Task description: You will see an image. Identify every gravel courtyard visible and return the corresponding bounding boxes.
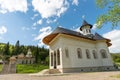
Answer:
[0,71,120,80]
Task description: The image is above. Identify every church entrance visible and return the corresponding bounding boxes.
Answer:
[51,49,60,69]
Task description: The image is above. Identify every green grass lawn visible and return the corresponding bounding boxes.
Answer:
[0,64,3,72]
[16,64,48,73]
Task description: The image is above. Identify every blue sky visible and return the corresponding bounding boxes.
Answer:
[0,0,120,53]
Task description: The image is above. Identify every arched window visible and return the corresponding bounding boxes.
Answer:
[86,49,90,59]
[77,48,82,58]
[100,49,108,58]
[51,53,53,66]
[65,48,69,58]
[57,49,60,65]
[93,50,98,59]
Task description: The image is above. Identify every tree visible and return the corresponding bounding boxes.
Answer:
[39,48,49,64]
[19,45,25,54]
[3,42,10,61]
[3,42,10,56]
[35,45,39,63]
[111,53,120,63]
[96,0,120,28]
[14,40,20,55]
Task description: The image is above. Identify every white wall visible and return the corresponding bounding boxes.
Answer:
[49,35,63,70]
[58,34,113,68]
[96,41,114,66]
[49,34,114,70]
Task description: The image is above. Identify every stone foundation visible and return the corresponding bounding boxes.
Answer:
[62,66,119,73]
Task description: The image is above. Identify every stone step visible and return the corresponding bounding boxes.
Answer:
[49,69,61,74]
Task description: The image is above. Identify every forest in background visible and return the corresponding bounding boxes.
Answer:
[0,41,49,65]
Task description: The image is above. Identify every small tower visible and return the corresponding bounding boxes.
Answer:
[80,20,92,35]
[26,49,32,58]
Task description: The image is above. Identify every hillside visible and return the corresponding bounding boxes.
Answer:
[111,53,120,63]
[0,42,49,64]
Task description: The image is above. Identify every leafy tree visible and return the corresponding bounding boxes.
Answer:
[45,56,49,65]
[2,42,10,61]
[3,42,10,56]
[96,0,120,28]
[0,45,4,55]
[111,53,120,63]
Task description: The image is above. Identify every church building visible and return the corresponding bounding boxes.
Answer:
[43,20,116,73]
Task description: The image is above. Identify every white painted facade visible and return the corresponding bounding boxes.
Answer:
[49,34,114,73]
[43,20,116,73]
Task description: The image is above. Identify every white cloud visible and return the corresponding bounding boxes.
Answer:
[93,21,102,30]
[72,0,79,6]
[0,26,7,35]
[46,18,57,24]
[82,15,85,19]
[32,19,42,27]
[32,34,36,37]
[92,22,102,30]
[32,0,69,18]
[37,19,42,25]
[22,27,30,31]
[34,26,52,47]
[32,22,37,27]
[31,14,39,20]
[0,26,7,40]
[31,26,37,30]
[103,30,120,53]
[92,23,97,30]
[0,0,28,14]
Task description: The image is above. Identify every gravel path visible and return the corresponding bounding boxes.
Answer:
[0,71,120,80]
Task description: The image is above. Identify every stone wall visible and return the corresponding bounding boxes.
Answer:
[62,66,118,73]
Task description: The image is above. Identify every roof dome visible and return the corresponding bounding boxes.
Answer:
[80,20,92,31]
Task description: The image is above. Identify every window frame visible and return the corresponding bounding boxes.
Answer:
[65,48,69,58]
[86,49,91,59]
[77,48,82,59]
[100,49,108,58]
[92,50,98,59]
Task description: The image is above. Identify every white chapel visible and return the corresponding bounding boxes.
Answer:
[43,20,117,73]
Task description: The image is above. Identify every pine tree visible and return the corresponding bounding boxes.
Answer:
[14,40,20,55]
[35,45,39,63]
